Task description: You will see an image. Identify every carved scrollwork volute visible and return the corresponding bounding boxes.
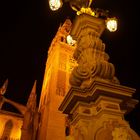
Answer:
[112,127,132,140]
[74,125,88,140]
[69,31,119,87]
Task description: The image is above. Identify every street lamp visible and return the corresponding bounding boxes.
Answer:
[106,17,118,32]
[49,0,63,11]
[48,0,118,32]
[49,0,93,11]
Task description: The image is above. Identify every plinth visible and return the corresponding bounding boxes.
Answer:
[59,79,140,140]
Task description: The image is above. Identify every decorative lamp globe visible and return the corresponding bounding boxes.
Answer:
[106,18,118,32]
[49,0,63,11]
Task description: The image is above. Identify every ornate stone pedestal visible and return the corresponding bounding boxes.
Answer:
[59,79,140,140]
[59,14,140,140]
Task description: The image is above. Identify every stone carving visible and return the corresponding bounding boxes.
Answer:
[68,0,92,12]
[56,19,72,44]
[74,124,88,140]
[112,127,132,140]
[69,33,119,87]
[69,56,77,72]
[56,70,66,96]
[94,120,140,140]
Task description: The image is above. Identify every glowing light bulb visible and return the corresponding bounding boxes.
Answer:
[49,0,63,11]
[106,18,117,32]
[67,35,76,46]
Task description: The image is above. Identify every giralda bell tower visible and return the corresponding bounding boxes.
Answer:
[37,19,77,140]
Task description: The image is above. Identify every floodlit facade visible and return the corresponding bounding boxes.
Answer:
[0,16,140,140]
[38,19,77,140]
[0,110,23,140]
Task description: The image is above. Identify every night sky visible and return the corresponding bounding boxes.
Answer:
[0,0,140,136]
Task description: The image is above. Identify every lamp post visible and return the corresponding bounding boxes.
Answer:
[48,0,118,32]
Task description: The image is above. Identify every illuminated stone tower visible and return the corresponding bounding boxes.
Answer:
[38,19,77,140]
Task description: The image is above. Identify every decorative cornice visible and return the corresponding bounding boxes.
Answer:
[69,14,119,87]
[59,79,138,114]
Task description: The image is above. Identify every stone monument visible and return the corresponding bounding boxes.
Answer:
[59,13,140,140]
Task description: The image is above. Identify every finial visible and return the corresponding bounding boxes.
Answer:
[0,79,8,95]
[26,80,37,110]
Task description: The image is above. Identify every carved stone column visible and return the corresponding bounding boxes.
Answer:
[59,14,140,140]
[69,14,119,88]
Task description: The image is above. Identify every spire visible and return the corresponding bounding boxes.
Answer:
[55,18,72,43]
[48,18,73,54]
[26,80,37,111]
[0,79,8,95]
[59,18,72,35]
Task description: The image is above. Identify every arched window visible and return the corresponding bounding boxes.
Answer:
[1,120,13,140]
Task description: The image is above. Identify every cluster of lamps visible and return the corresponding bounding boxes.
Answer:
[48,0,118,41]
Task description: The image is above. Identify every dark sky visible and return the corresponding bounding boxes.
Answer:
[0,0,140,136]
